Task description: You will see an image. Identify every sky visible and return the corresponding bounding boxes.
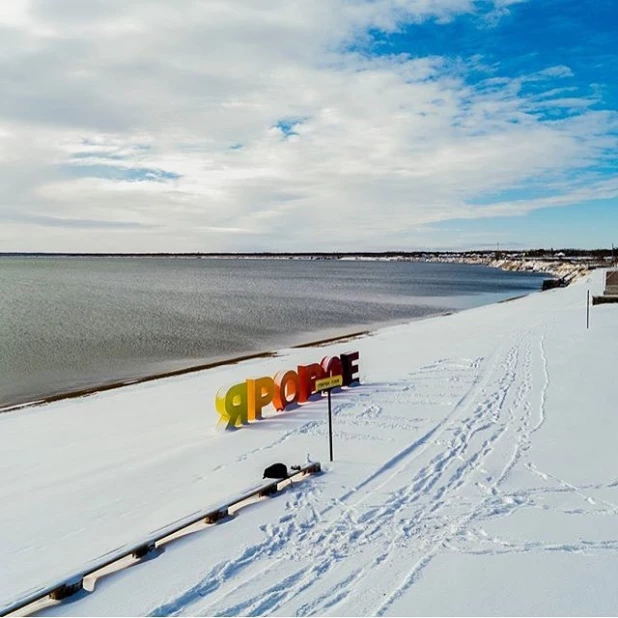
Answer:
[0,0,617,253]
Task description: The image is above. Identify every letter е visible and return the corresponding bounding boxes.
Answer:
[340,352,360,386]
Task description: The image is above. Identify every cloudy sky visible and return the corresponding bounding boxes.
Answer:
[1,0,617,252]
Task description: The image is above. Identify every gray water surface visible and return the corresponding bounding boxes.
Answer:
[0,257,545,408]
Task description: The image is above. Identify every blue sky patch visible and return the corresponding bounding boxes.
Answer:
[274,117,307,137]
[65,164,181,183]
[359,0,617,111]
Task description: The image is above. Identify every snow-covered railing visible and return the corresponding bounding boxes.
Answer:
[2,462,321,617]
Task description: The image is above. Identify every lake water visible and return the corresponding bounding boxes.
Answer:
[0,257,546,409]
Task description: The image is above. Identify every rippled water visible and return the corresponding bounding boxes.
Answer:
[0,257,545,408]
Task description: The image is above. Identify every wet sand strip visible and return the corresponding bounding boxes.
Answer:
[0,330,370,414]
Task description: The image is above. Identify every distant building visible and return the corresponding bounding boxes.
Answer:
[606,270,618,296]
[593,270,618,304]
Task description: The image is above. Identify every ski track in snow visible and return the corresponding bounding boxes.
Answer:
[144,323,618,617]
[531,333,549,434]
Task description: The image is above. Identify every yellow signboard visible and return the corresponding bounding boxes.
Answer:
[315,375,343,391]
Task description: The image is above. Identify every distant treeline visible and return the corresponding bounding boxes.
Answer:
[0,248,615,259]
[518,248,615,258]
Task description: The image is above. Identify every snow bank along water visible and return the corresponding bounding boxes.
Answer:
[215,352,360,429]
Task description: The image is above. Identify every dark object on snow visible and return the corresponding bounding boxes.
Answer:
[541,278,566,291]
[50,578,83,600]
[263,463,288,479]
[592,294,618,305]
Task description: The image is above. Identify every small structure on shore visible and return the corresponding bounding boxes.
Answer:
[541,277,567,291]
[592,270,618,305]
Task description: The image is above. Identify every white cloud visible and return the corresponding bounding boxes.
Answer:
[0,0,616,251]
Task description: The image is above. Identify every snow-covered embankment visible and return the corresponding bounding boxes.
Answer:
[1,269,617,616]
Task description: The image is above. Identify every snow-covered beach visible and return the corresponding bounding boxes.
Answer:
[2,268,617,616]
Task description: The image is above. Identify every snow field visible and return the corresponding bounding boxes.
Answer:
[2,269,618,616]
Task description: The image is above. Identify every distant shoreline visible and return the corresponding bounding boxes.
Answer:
[2,249,606,282]
[0,249,614,261]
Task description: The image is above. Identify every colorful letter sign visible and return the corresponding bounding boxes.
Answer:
[215,352,360,430]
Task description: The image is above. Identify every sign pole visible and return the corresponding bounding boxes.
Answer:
[315,374,343,463]
[587,289,590,330]
[327,389,334,462]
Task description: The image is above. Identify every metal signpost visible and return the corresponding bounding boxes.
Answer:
[315,375,343,462]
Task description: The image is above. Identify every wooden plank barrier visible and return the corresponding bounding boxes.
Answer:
[2,462,321,617]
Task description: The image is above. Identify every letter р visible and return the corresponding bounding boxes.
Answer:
[247,377,275,421]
